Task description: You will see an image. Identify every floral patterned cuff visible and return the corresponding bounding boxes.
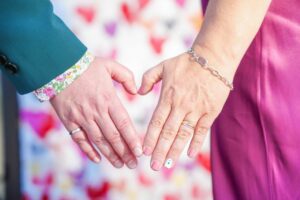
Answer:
[33,51,94,102]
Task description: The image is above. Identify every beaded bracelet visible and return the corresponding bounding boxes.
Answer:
[187,48,234,90]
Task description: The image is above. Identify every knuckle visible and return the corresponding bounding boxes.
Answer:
[117,117,131,131]
[192,131,206,145]
[198,127,209,135]
[160,128,177,140]
[108,130,122,144]
[192,137,202,146]
[64,109,80,122]
[150,117,164,129]
[177,129,192,140]
[72,136,86,145]
[92,135,107,145]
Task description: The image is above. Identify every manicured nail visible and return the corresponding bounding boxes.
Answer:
[114,160,124,168]
[164,158,173,169]
[133,146,143,157]
[127,160,137,169]
[151,160,162,171]
[143,146,152,156]
[138,86,145,94]
[93,157,101,163]
[188,149,197,158]
[132,86,138,94]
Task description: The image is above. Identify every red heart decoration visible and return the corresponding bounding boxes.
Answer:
[196,153,211,172]
[87,181,110,199]
[121,3,135,23]
[76,6,95,24]
[150,36,166,54]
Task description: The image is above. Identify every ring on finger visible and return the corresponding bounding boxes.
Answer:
[181,121,195,130]
[69,127,82,136]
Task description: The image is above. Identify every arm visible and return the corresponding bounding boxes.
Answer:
[0,0,142,168]
[139,0,271,171]
[0,0,86,93]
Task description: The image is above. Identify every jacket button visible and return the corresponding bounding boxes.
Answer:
[0,55,8,65]
[5,62,18,74]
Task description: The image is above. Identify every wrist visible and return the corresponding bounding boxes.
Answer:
[192,41,239,82]
[33,51,94,102]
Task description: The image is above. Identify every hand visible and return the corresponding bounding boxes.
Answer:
[50,57,143,169]
[139,52,231,171]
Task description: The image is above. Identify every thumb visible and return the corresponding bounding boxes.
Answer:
[108,61,137,94]
[138,62,163,95]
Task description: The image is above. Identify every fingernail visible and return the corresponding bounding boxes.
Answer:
[114,160,124,168]
[133,146,143,157]
[151,160,162,171]
[138,87,145,94]
[94,157,101,163]
[143,146,152,156]
[188,149,197,158]
[127,160,137,169]
[164,158,173,169]
[132,86,138,94]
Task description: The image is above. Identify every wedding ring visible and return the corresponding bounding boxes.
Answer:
[69,127,82,136]
[181,121,194,130]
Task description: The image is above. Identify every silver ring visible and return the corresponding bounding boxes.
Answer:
[69,127,82,136]
[181,121,194,130]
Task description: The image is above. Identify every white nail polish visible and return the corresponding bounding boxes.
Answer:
[164,158,173,169]
[133,146,143,157]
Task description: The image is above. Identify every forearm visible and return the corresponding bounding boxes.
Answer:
[0,0,86,94]
[193,0,271,80]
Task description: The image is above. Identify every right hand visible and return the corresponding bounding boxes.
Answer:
[50,57,142,169]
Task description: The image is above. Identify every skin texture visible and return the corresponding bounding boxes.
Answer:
[50,58,143,169]
[140,0,271,171]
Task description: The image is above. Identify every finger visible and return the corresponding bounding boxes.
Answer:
[138,62,163,95]
[81,121,124,168]
[96,114,138,169]
[150,109,186,171]
[142,99,171,156]
[187,114,213,158]
[68,126,101,163]
[164,115,197,169]
[108,61,137,94]
[109,99,143,157]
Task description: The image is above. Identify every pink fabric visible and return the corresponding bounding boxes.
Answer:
[207,1,300,199]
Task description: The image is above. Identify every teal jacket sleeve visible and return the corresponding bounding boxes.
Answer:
[0,0,87,94]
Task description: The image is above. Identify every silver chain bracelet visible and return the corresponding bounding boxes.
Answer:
[187,48,234,91]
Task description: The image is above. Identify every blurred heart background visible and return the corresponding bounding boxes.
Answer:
[14,0,212,199]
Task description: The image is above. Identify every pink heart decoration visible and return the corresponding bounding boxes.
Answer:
[139,0,150,10]
[175,0,186,8]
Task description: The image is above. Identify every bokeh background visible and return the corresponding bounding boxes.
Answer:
[2,0,213,199]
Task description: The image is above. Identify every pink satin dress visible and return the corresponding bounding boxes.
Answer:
[201,0,300,199]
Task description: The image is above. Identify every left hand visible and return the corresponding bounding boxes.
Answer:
[139,52,231,171]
